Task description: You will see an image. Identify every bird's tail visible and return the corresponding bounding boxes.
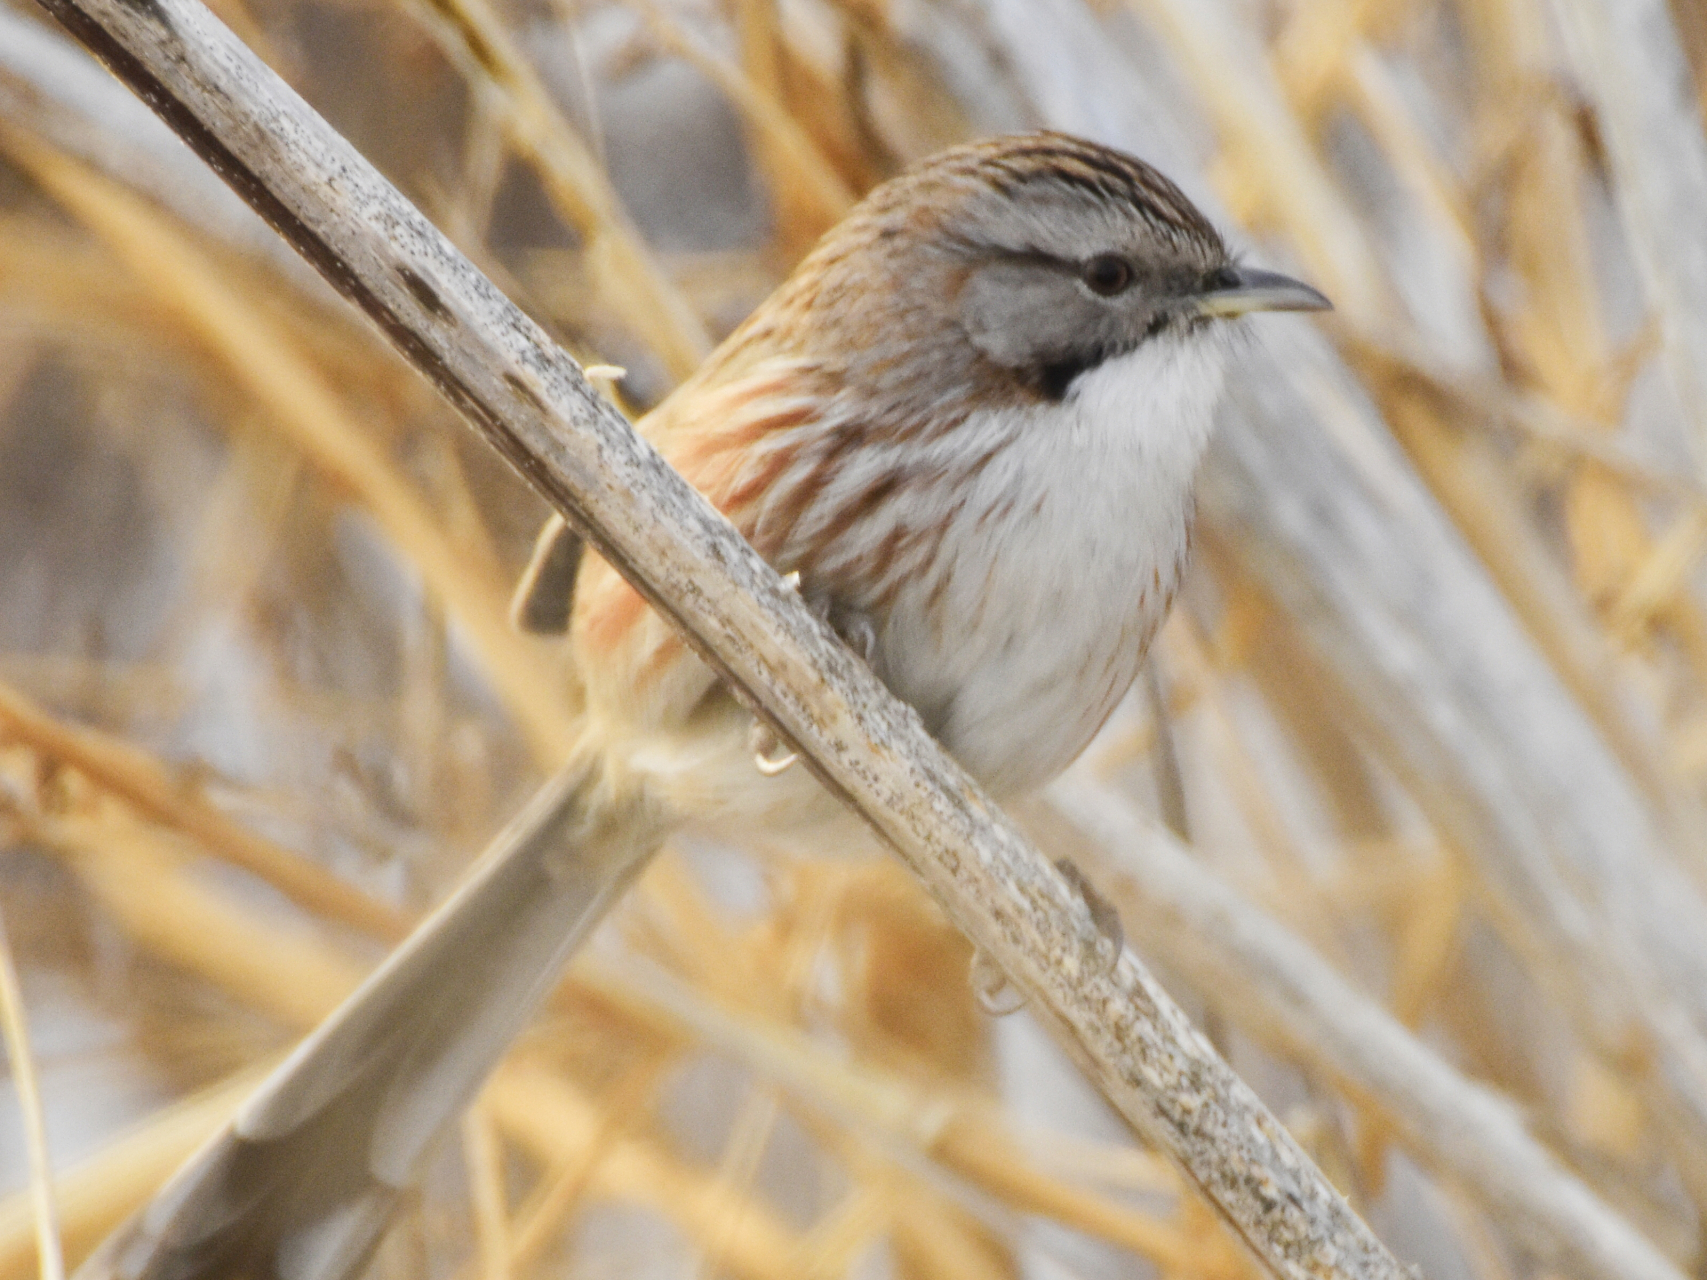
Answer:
[78,740,675,1280]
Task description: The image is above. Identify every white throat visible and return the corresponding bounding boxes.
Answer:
[877,328,1230,794]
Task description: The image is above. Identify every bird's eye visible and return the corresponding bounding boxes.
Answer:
[1081,255,1134,297]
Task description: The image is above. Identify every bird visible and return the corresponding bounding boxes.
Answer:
[83,131,1328,1280]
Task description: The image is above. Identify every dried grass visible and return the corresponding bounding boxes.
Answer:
[3,0,1706,1276]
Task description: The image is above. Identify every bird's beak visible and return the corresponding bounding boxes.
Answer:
[1194,266,1332,318]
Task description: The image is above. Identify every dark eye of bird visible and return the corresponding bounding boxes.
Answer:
[1081,254,1134,297]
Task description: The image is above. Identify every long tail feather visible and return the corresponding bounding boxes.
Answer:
[80,748,673,1280]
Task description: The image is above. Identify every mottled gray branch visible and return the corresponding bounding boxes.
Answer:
[1049,776,1688,1280]
[24,0,1403,1275]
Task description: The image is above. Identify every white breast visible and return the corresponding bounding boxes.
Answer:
[872,329,1229,794]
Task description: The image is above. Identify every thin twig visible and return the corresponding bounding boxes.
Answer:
[461,1103,513,1280]
[0,139,582,766]
[0,905,65,1280]
[0,679,408,942]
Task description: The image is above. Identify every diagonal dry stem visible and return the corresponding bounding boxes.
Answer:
[23,1,1407,1275]
[0,678,408,940]
[2,134,580,765]
[0,906,64,1280]
[399,0,711,381]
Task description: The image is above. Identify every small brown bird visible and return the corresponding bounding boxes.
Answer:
[90,131,1327,1280]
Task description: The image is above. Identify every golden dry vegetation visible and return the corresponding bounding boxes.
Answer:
[4,0,1707,1277]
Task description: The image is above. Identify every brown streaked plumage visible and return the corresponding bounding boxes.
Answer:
[90,132,1328,1280]
[560,132,1259,789]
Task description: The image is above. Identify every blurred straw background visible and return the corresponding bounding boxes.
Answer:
[4,0,1707,1276]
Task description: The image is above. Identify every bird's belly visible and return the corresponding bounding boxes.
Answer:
[853,336,1217,795]
[877,499,1188,797]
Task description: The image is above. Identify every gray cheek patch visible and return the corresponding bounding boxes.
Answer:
[958,262,1100,367]
[957,260,1147,376]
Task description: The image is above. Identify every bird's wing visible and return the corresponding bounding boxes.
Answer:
[84,356,830,1280]
[568,356,833,734]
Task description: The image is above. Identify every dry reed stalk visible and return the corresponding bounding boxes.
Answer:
[698,1088,787,1279]
[884,1183,1013,1280]
[1377,388,1672,795]
[460,1102,512,1280]
[631,0,855,240]
[1462,0,1707,687]
[0,228,195,362]
[457,1056,673,1279]
[1340,340,1687,812]
[392,0,711,381]
[1144,0,1681,830]
[0,907,63,1280]
[1186,591,1374,853]
[158,425,306,655]
[26,1,1406,1274]
[0,679,408,940]
[1202,0,1707,764]
[1608,509,1707,646]
[1507,75,1707,711]
[729,0,841,254]
[21,817,813,1279]
[482,1059,811,1280]
[0,138,578,766]
[615,857,1209,1269]
[783,1184,893,1280]
[1152,618,1328,922]
[0,707,1208,1273]
[8,0,1707,1277]
[45,811,375,1030]
[579,955,1199,1266]
[7,753,1236,1276]
[1404,354,1699,502]
[0,9,329,294]
[1124,0,1389,327]
[1550,0,1707,488]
